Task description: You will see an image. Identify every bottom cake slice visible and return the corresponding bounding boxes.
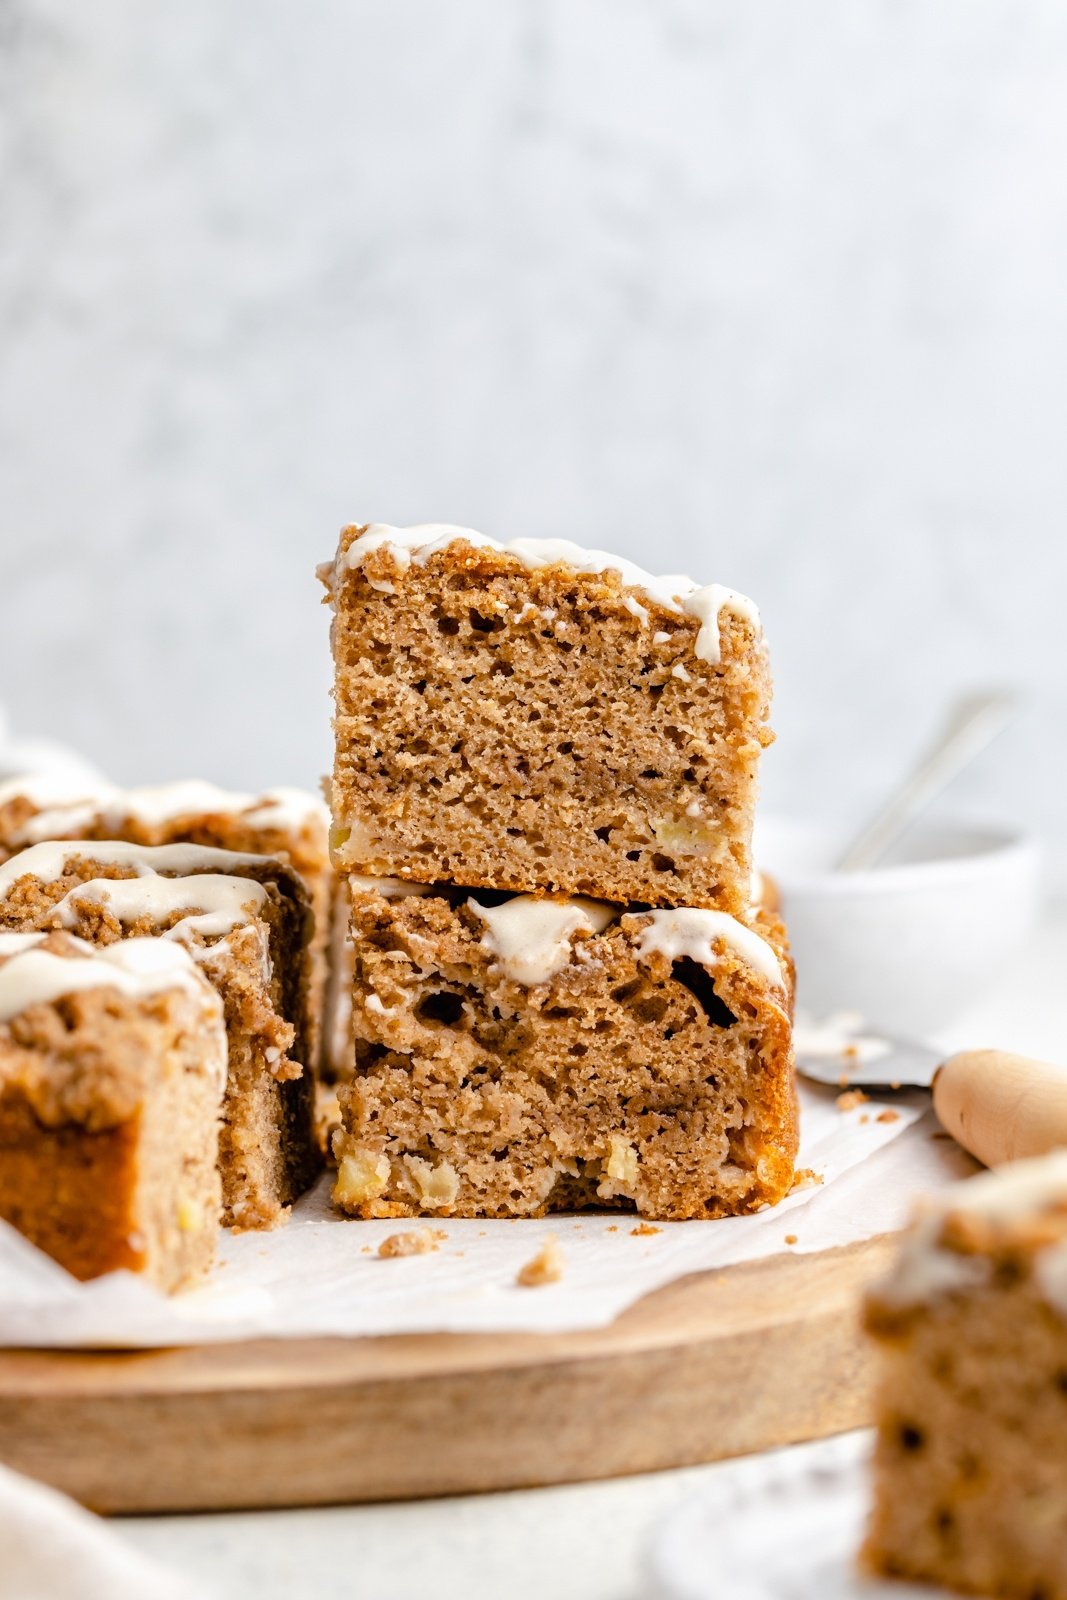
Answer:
[863,1153,1067,1598]
[333,884,796,1220]
[0,931,227,1290]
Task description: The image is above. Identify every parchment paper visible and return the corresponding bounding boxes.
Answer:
[0,1083,977,1348]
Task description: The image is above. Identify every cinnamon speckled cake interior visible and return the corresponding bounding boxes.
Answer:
[321,524,771,915]
[332,884,797,1220]
[323,520,794,1224]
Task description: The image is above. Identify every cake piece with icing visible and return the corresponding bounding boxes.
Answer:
[332,879,796,1221]
[863,1153,1067,1596]
[0,774,337,1079]
[0,839,319,1229]
[0,931,227,1290]
[320,522,771,915]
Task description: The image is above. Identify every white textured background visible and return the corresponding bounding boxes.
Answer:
[1,1,1065,862]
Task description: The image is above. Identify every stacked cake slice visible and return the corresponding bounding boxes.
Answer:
[321,522,798,1220]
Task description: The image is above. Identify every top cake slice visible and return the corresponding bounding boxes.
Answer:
[321,524,771,912]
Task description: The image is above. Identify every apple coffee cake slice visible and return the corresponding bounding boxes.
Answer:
[0,839,319,1228]
[332,880,796,1221]
[864,1153,1067,1597]
[0,931,227,1290]
[321,523,771,916]
[0,773,338,1078]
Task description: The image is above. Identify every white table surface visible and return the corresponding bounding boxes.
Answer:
[111,911,1067,1600]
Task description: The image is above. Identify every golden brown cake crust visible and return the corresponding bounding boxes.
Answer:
[0,933,223,1289]
[333,890,796,1221]
[325,529,772,914]
[0,849,320,1229]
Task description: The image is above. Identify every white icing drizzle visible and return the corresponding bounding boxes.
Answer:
[330,523,762,666]
[0,774,326,848]
[0,932,48,956]
[878,1217,993,1308]
[120,782,326,832]
[470,894,618,986]
[0,936,221,1030]
[683,584,761,667]
[931,1152,1067,1223]
[0,839,271,902]
[622,594,650,626]
[877,1154,1067,1312]
[51,874,269,945]
[626,908,785,990]
[347,874,433,900]
[0,774,119,847]
[0,773,115,812]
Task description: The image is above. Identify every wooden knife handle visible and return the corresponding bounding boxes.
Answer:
[934,1049,1067,1168]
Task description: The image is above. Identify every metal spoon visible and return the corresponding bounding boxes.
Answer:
[836,689,1020,873]
[797,1031,942,1092]
[797,690,1020,1090]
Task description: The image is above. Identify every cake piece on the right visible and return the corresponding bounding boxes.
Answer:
[321,524,771,915]
[333,881,796,1220]
[864,1153,1067,1598]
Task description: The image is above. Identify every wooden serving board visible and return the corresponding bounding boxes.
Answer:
[0,1235,894,1514]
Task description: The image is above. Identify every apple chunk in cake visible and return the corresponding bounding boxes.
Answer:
[333,882,796,1221]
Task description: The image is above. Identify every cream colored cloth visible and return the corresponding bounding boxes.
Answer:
[0,1463,206,1600]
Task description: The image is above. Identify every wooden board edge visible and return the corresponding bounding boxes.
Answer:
[0,1237,893,1512]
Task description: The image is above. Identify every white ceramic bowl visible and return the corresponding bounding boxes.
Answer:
[755,816,1041,1037]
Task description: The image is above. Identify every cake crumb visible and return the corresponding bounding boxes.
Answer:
[784,1233,798,1245]
[790,1168,824,1193]
[517,1236,564,1287]
[631,1223,662,1237]
[606,1224,619,1234]
[876,1108,901,1124]
[837,1088,869,1112]
[860,1113,870,1124]
[378,1227,438,1258]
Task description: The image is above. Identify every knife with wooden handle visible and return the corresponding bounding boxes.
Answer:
[933,1049,1067,1168]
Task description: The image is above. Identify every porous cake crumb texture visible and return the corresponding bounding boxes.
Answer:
[325,531,771,915]
[332,888,796,1221]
